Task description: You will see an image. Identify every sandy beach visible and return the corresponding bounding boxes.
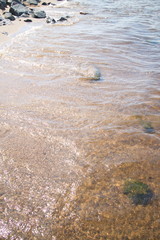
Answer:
[0,19,25,45]
[0,0,53,46]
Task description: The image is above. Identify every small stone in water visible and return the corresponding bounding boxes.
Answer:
[142,121,155,134]
[123,180,153,205]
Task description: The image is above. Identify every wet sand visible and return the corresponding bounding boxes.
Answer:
[0,19,25,45]
[50,159,160,240]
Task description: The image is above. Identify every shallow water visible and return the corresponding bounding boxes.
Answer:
[0,0,160,239]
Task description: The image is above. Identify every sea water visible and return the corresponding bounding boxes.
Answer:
[0,0,160,239]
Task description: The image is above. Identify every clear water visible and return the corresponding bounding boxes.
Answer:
[0,0,160,239]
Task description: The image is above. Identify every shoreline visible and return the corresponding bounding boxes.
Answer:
[0,17,26,46]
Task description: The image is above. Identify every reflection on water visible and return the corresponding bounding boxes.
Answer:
[0,0,160,238]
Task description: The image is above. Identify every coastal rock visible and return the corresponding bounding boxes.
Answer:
[32,10,46,18]
[58,17,67,22]
[6,0,12,6]
[80,11,89,15]
[42,2,47,5]
[24,18,32,22]
[26,0,39,5]
[4,12,16,20]
[10,3,29,16]
[21,12,30,17]
[0,0,7,10]
[46,16,56,23]
[11,0,22,6]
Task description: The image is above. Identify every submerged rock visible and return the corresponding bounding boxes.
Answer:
[123,180,153,205]
[78,64,101,81]
[142,121,155,134]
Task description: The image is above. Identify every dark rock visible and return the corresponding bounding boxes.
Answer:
[10,3,29,16]
[46,16,56,23]
[0,0,7,10]
[142,121,155,134]
[144,127,155,134]
[58,17,67,22]
[123,180,153,206]
[0,19,7,25]
[32,10,46,18]
[26,0,39,5]
[24,18,32,22]
[2,31,8,35]
[48,2,56,5]
[6,0,12,6]
[80,11,89,15]
[28,8,33,13]
[4,12,16,20]
[11,0,22,6]
[48,2,56,6]
[21,12,29,17]
[42,1,47,5]
[0,16,3,21]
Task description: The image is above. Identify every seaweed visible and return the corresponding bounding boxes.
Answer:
[123,180,153,206]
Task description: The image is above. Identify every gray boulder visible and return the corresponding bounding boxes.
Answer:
[0,0,7,10]
[11,0,22,5]
[10,3,29,16]
[4,12,16,20]
[21,12,30,17]
[26,0,39,5]
[32,10,46,18]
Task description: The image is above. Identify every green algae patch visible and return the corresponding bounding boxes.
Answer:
[123,180,153,205]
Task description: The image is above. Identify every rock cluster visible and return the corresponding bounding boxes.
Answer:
[0,0,51,25]
[0,0,71,26]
